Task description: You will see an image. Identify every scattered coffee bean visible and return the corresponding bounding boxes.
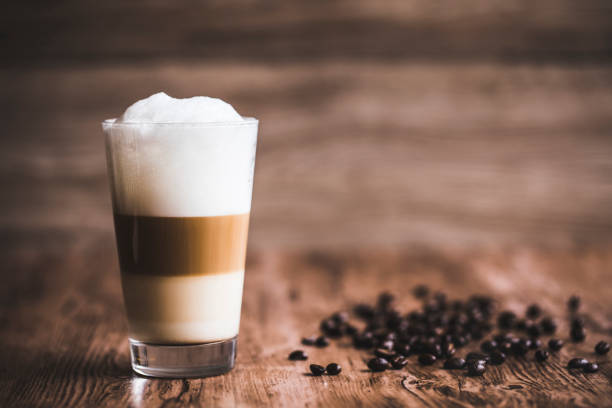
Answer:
[331,311,349,324]
[444,357,466,369]
[441,342,456,358]
[418,353,437,366]
[377,292,395,310]
[353,332,374,349]
[320,319,342,338]
[315,335,330,348]
[343,323,358,336]
[394,343,412,357]
[570,326,586,342]
[548,338,564,351]
[467,359,487,376]
[288,350,308,361]
[380,339,395,351]
[353,303,376,320]
[326,363,342,375]
[526,323,541,338]
[367,357,390,372]
[499,341,513,354]
[567,358,589,369]
[539,317,557,334]
[413,285,429,299]
[583,362,599,373]
[511,339,530,356]
[301,336,317,346]
[571,316,585,330]
[497,311,517,330]
[489,351,506,365]
[526,304,541,320]
[568,295,581,312]
[595,341,610,355]
[529,338,542,350]
[390,356,408,369]
[535,349,549,362]
[310,364,325,376]
[481,340,498,353]
[375,348,396,359]
[466,352,490,363]
[515,319,528,332]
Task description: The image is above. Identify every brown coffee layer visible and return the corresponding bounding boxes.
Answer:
[113,213,249,276]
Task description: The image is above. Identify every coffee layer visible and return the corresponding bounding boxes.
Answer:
[114,213,249,276]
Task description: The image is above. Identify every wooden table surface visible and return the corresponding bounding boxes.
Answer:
[1,231,611,407]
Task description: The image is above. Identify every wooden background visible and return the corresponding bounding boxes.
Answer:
[1,1,612,406]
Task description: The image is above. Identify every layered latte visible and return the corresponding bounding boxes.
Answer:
[104,93,257,345]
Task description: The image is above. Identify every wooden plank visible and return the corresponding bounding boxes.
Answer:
[1,232,610,406]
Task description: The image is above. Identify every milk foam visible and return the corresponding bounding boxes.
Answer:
[104,93,257,217]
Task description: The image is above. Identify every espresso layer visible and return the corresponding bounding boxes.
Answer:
[113,213,249,276]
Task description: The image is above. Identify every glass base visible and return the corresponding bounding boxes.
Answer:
[129,336,237,378]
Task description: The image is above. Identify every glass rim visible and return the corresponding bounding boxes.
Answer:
[102,116,258,128]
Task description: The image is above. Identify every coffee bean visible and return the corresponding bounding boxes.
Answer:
[526,323,541,338]
[354,303,375,320]
[390,356,408,369]
[380,339,395,351]
[367,357,390,372]
[466,352,490,363]
[595,341,610,355]
[453,335,469,348]
[511,339,530,356]
[343,323,358,336]
[310,364,325,376]
[498,341,513,354]
[570,326,586,342]
[571,316,585,329]
[418,353,437,366]
[539,317,557,334]
[315,335,330,348]
[480,340,497,353]
[288,350,308,361]
[515,319,528,332]
[548,338,564,351]
[497,311,517,329]
[441,342,456,358]
[489,351,506,365]
[394,343,412,357]
[374,348,396,359]
[467,360,487,376]
[320,319,342,338]
[353,332,374,349]
[567,358,589,369]
[526,304,541,320]
[568,295,580,312]
[377,292,395,310]
[301,336,317,346]
[443,357,466,369]
[326,363,342,375]
[583,362,599,373]
[535,349,549,362]
[331,311,349,324]
[413,285,429,299]
[529,338,542,350]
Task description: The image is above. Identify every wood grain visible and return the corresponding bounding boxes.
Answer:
[1,232,610,407]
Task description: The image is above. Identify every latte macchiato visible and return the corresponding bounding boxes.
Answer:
[103,92,258,376]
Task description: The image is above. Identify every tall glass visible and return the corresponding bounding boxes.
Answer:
[102,119,258,378]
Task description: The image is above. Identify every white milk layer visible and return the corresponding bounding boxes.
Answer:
[122,270,245,343]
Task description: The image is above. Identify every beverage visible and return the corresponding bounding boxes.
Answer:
[103,93,258,377]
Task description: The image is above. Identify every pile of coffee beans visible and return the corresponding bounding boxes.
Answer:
[288,287,610,378]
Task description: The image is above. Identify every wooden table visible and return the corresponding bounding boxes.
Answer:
[1,231,610,407]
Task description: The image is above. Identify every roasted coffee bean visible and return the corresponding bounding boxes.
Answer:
[343,323,358,336]
[310,364,326,376]
[583,362,599,373]
[539,317,557,334]
[367,357,390,372]
[567,358,589,369]
[320,319,342,338]
[426,343,443,358]
[375,348,396,359]
[570,326,586,342]
[467,360,487,376]
[493,333,513,344]
[353,332,374,349]
[394,343,412,357]
[418,353,437,366]
[489,351,506,365]
[377,292,395,310]
[453,335,469,348]
[413,285,430,299]
[302,336,317,346]
[535,349,549,362]
[288,350,308,361]
[571,316,585,329]
[499,341,513,354]
[526,304,541,320]
[354,303,375,319]
[326,363,342,375]
[441,342,456,358]
[380,339,395,351]
[526,323,541,338]
[511,339,530,356]
[497,311,517,329]
[548,338,564,351]
[315,335,330,348]
[390,356,408,369]
[480,340,498,353]
[595,341,610,355]
[515,319,528,332]
[331,311,349,324]
[443,357,466,369]
[529,338,542,350]
[466,352,490,363]
[568,295,581,312]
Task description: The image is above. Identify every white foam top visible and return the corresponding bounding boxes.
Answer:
[117,92,244,123]
[104,93,257,217]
